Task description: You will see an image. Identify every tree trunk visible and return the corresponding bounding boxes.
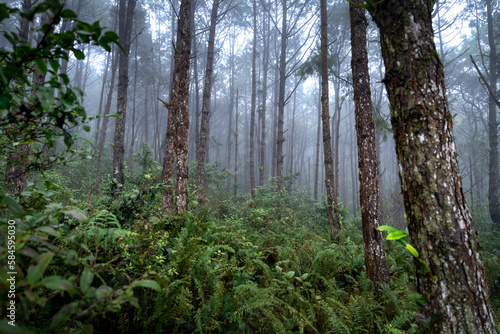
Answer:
[276,0,287,192]
[112,0,136,186]
[249,0,258,198]
[486,0,500,226]
[129,26,139,172]
[161,0,192,214]
[259,7,269,187]
[320,0,340,237]
[314,79,321,201]
[234,88,240,197]
[369,1,497,331]
[95,48,118,192]
[196,0,220,191]
[226,26,235,191]
[349,0,390,287]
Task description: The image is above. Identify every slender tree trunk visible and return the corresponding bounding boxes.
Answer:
[129,30,139,173]
[94,51,111,148]
[249,0,258,198]
[314,79,321,201]
[112,0,136,186]
[276,0,287,191]
[486,0,500,226]
[161,0,192,214]
[259,7,269,186]
[226,26,235,191]
[234,89,240,197]
[349,0,389,286]
[369,1,497,331]
[196,0,220,190]
[320,0,340,236]
[95,49,118,191]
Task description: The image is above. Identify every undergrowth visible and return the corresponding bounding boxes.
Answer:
[1,161,499,333]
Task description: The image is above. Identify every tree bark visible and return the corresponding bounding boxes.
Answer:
[276,0,287,192]
[112,0,136,186]
[320,0,340,236]
[349,0,390,286]
[249,0,258,198]
[259,6,269,187]
[196,0,220,191]
[368,1,497,331]
[161,0,192,214]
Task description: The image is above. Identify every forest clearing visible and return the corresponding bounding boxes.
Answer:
[1,0,500,332]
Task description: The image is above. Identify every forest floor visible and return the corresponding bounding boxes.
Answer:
[1,161,500,333]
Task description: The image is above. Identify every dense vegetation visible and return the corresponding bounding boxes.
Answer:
[1,153,500,333]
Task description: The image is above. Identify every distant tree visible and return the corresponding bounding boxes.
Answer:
[366,0,497,331]
[161,0,192,213]
[197,0,220,191]
[348,0,389,286]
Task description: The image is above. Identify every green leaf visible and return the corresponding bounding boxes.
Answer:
[82,124,91,132]
[284,271,295,279]
[80,267,94,293]
[51,302,78,329]
[106,114,118,117]
[377,225,401,233]
[63,209,87,221]
[40,276,74,291]
[34,58,47,75]
[0,93,11,110]
[130,279,161,292]
[60,9,77,19]
[0,194,24,217]
[27,252,54,285]
[36,226,59,237]
[406,244,419,258]
[386,230,407,240]
[73,49,85,60]
[81,324,94,334]
[48,59,60,72]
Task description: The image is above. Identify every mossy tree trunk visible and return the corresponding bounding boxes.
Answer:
[161,0,192,214]
[368,0,496,332]
[349,0,390,287]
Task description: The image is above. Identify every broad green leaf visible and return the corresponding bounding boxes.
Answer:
[284,271,295,279]
[34,58,47,75]
[63,209,87,221]
[130,280,161,292]
[48,59,59,72]
[73,49,85,60]
[60,9,77,19]
[80,267,94,293]
[0,194,24,216]
[82,124,91,132]
[36,226,59,237]
[406,244,419,258]
[106,113,118,117]
[27,252,54,285]
[40,276,74,291]
[386,230,407,240]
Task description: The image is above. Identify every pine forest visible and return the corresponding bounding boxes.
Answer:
[1,0,500,333]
